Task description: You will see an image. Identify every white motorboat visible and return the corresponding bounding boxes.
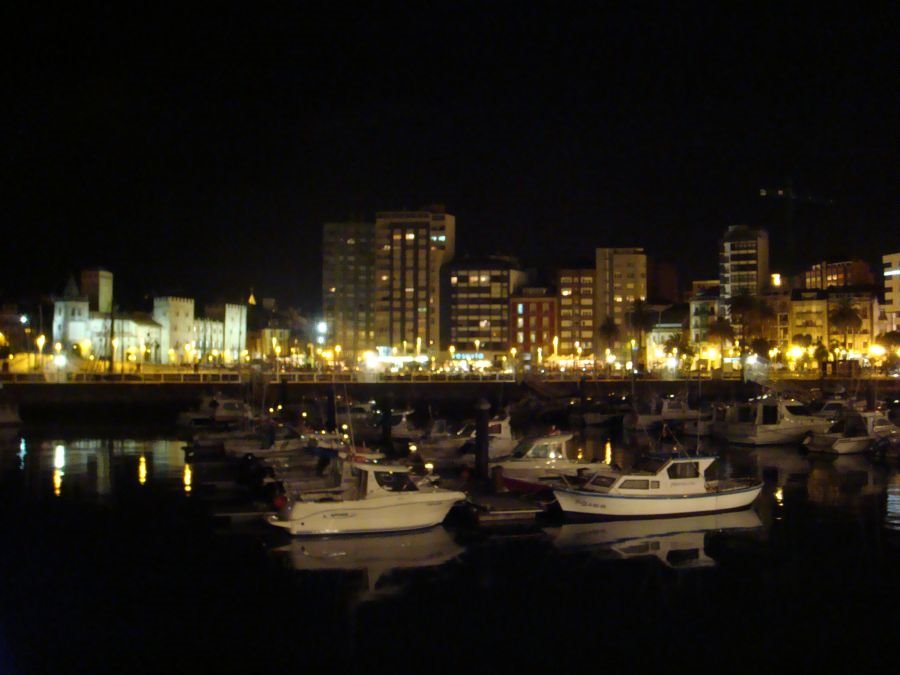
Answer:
[804,411,900,454]
[553,454,762,518]
[811,398,865,421]
[271,527,464,595]
[416,417,518,469]
[725,397,831,446]
[268,460,465,535]
[547,509,763,568]
[488,433,613,493]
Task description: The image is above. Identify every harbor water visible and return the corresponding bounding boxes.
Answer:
[1,423,899,673]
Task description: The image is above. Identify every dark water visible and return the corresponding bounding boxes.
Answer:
[1,425,899,674]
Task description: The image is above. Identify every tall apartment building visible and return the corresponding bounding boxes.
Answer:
[510,286,557,364]
[446,257,526,354]
[558,268,595,355]
[883,252,900,331]
[719,225,769,300]
[804,259,874,289]
[322,221,376,363]
[374,207,455,353]
[595,247,648,332]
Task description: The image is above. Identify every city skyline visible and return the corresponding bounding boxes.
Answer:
[6,5,897,309]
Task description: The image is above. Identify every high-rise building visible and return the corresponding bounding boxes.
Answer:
[374,207,455,353]
[882,252,900,331]
[595,247,648,333]
[804,259,874,289]
[323,221,376,363]
[718,225,769,300]
[446,257,527,354]
[558,268,595,355]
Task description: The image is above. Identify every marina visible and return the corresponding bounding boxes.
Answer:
[2,393,899,673]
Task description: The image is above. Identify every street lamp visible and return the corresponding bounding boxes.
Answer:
[36,334,46,369]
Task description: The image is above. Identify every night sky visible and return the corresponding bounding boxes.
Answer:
[6,4,898,311]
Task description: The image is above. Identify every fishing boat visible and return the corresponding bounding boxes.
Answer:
[488,433,613,493]
[804,411,900,454]
[724,397,831,446]
[553,454,762,518]
[267,459,465,535]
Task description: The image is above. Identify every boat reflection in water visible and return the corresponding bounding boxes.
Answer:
[271,526,464,597]
[546,509,763,570]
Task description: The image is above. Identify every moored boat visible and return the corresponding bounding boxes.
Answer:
[804,411,900,454]
[553,454,762,518]
[267,460,465,535]
[725,397,831,446]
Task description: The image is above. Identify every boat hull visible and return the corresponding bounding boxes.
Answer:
[554,482,762,518]
[268,491,464,535]
[726,422,828,446]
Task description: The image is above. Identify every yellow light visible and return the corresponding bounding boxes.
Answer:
[36,334,46,350]
[54,342,62,353]
[775,487,783,506]
[53,468,63,496]
[576,448,583,461]
[604,439,612,465]
[869,344,886,358]
[787,345,805,359]
[138,455,147,485]
[183,463,193,494]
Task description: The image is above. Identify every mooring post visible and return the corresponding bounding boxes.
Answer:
[475,397,490,480]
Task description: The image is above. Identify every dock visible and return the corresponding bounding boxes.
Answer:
[465,493,545,526]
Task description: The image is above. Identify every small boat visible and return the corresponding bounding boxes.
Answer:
[553,454,762,518]
[725,397,831,446]
[417,416,518,469]
[811,398,865,421]
[177,396,254,429]
[267,459,465,535]
[488,433,613,493]
[623,396,702,432]
[804,411,900,454]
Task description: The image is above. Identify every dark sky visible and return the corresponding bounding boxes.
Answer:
[6,3,898,311]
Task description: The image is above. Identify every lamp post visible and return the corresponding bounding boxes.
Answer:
[36,334,46,370]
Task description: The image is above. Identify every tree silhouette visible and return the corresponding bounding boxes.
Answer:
[828,298,862,354]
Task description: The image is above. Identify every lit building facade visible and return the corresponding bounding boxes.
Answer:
[323,221,376,363]
[790,289,828,346]
[719,225,769,300]
[446,257,526,355]
[595,248,647,333]
[558,268,595,355]
[153,297,196,364]
[884,252,900,331]
[509,287,557,365]
[205,303,248,364]
[374,208,455,353]
[689,286,720,345]
[804,259,874,289]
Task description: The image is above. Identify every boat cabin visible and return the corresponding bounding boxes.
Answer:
[350,462,421,498]
[729,398,815,426]
[510,433,574,460]
[578,456,717,495]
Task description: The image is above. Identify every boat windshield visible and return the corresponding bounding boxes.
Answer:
[587,474,616,488]
[512,439,563,459]
[373,471,419,492]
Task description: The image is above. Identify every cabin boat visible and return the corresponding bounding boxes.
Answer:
[811,398,865,421]
[417,417,517,469]
[804,411,900,454]
[267,460,465,535]
[623,397,702,432]
[177,396,254,429]
[488,433,613,493]
[553,455,762,518]
[725,397,831,446]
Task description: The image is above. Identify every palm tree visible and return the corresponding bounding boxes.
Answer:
[706,317,734,372]
[813,340,830,375]
[828,298,862,355]
[728,291,774,343]
[597,316,619,377]
[627,299,656,371]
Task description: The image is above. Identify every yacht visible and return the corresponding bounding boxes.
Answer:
[623,396,703,432]
[804,411,900,454]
